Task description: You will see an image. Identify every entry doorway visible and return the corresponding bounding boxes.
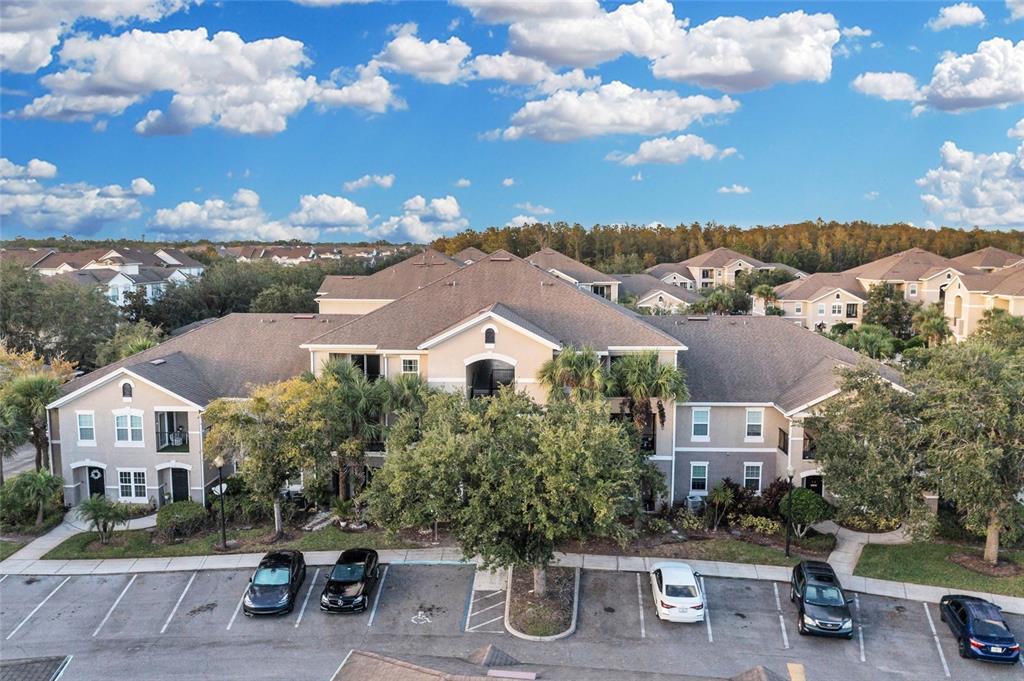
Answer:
[171,468,190,502]
[87,466,105,498]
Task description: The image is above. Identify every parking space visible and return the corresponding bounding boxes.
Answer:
[0,575,71,640]
[161,569,249,635]
[701,578,787,651]
[12,574,132,642]
[577,571,644,641]
[464,587,506,634]
[94,571,195,639]
[367,564,474,638]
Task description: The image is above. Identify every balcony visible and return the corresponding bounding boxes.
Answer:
[365,439,386,453]
[156,429,189,453]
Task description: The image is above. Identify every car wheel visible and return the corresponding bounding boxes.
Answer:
[797,618,807,636]
[846,633,854,640]
[958,639,967,658]
[939,609,945,623]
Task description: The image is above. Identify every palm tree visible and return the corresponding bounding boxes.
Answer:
[76,494,130,544]
[840,324,896,359]
[18,468,62,526]
[0,404,28,486]
[538,346,605,403]
[912,303,951,347]
[387,373,431,415]
[606,351,688,433]
[4,374,59,471]
[753,284,778,307]
[700,288,735,315]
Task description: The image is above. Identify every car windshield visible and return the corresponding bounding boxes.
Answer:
[665,584,698,598]
[330,563,365,581]
[252,566,290,586]
[973,617,1010,637]
[804,584,845,607]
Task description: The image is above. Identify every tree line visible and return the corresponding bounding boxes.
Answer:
[432,221,1024,274]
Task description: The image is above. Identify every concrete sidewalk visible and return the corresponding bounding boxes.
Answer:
[815,519,910,575]
[2,544,1021,616]
[4,509,158,562]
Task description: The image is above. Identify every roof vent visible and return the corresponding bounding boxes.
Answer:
[489,256,511,261]
[292,314,315,319]
[686,316,709,321]
[446,281,457,286]
[150,358,166,365]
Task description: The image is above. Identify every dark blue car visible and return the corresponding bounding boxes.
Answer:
[939,595,1020,664]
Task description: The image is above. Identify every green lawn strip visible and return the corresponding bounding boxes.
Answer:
[43,524,419,560]
[0,540,25,561]
[646,537,810,567]
[855,543,1024,598]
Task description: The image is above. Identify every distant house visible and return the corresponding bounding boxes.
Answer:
[615,273,700,313]
[0,247,57,268]
[525,247,620,301]
[647,247,806,290]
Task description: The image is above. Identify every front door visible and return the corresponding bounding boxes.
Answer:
[803,475,823,496]
[171,468,189,502]
[87,467,105,498]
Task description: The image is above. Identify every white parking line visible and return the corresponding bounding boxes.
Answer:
[636,573,646,639]
[5,576,70,640]
[854,594,865,663]
[466,615,504,632]
[0,574,8,584]
[476,590,504,602]
[330,650,354,681]
[923,603,951,678]
[773,583,789,650]
[700,576,713,643]
[226,586,247,630]
[52,655,72,681]
[160,572,197,635]
[295,567,320,628]
[470,600,505,617]
[92,574,137,637]
[367,564,389,627]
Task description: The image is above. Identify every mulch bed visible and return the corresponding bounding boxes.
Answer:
[507,565,575,637]
[559,528,832,558]
[949,552,1023,577]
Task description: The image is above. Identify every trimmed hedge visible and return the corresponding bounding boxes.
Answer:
[156,500,207,540]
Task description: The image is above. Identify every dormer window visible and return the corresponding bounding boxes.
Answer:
[121,381,134,400]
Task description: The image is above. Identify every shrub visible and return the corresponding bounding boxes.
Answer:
[76,495,131,544]
[156,500,207,540]
[748,478,790,518]
[645,516,672,535]
[734,513,783,535]
[672,507,703,532]
[835,509,901,533]
[706,482,735,531]
[780,488,834,538]
[0,470,63,527]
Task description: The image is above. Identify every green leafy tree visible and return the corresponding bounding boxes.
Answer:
[250,283,317,313]
[779,488,835,538]
[606,350,688,432]
[916,341,1024,564]
[119,287,153,323]
[76,495,131,544]
[692,287,741,315]
[838,323,897,359]
[94,321,164,366]
[538,346,605,403]
[735,268,797,294]
[911,303,951,347]
[975,308,1024,349]
[807,365,924,524]
[4,374,60,471]
[862,283,916,340]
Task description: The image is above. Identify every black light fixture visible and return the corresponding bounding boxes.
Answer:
[785,465,795,558]
[213,455,227,550]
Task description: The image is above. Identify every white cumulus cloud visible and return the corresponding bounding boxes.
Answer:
[506,214,539,227]
[851,71,923,101]
[0,157,57,178]
[717,184,751,194]
[514,201,552,215]
[289,194,370,229]
[926,3,986,31]
[502,177,516,186]
[152,188,319,241]
[607,134,735,166]
[454,178,471,187]
[1009,0,1024,21]
[916,141,1024,227]
[373,27,471,84]
[343,173,394,191]
[1010,119,1024,138]
[373,194,469,242]
[499,81,739,142]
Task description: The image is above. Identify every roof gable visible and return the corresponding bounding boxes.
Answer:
[318,249,462,300]
[525,248,614,284]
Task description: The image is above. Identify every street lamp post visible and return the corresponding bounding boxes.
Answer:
[214,455,227,550]
[785,465,795,558]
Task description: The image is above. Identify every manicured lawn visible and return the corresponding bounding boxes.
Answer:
[647,537,810,567]
[0,540,25,561]
[855,543,1024,598]
[43,524,420,560]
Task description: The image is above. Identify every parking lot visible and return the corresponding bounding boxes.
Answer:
[1,565,1022,680]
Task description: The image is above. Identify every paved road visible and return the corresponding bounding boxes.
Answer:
[2,444,36,483]
[0,566,1021,680]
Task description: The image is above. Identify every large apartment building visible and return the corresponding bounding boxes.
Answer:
[759,246,1024,337]
[46,249,898,510]
[647,247,806,290]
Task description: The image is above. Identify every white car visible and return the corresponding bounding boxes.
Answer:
[649,561,705,623]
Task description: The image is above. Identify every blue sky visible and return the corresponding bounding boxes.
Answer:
[0,0,1022,243]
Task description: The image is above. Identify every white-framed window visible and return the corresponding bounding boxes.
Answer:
[76,411,95,446]
[794,303,802,314]
[690,462,709,495]
[745,408,764,441]
[908,283,918,296]
[118,469,147,502]
[817,303,825,316]
[831,303,843,315]
[401,357,419,374]
[691,407,710,441]
[743,462,763,494]
[114,409,144,446]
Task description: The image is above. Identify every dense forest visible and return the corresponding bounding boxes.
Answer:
[432,221,1024,274]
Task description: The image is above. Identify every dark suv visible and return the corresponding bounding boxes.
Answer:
[790,561,854,638]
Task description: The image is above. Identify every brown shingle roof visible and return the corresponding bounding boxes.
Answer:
[317,249,462,300]
[646,315,901,412]
[679,247,766,269]
[0,248,55,267]
[645,262,695,281]
[773,272,866,301]
[453,246,487,262]
[615,273,701,304]
[848,248,953,281]
[525,248,615,283]
[32,248,109,270]
[956,262,1024,296]
[306,251,682,351]
[950,246,1024,271]
[56,313,357,406]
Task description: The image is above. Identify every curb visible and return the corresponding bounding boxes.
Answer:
[503,565,580,642]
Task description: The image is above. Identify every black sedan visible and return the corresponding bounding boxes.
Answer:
[243,550,306,616]
[939,595,1020,663]
[320,549,381,613]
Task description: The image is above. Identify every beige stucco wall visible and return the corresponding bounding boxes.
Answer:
[52,374,204,506]
[317,298,392,315]
[944,276,1024,340]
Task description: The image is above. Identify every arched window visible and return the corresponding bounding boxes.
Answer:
[121,382,133,399]
[484,328,496,345]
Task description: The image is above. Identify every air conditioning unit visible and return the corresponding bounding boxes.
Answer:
[685,495,705,513]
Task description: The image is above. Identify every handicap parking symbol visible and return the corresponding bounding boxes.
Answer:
[411,610,431,625]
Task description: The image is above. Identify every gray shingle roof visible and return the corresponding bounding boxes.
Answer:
[57,313,358,406]
[318,249,462,299]
[679,247,766,269]
[525,248,615,284]
[306,251,683,351]
[645,263,695,281]
[646,315,901,412]
[614,274,701,304]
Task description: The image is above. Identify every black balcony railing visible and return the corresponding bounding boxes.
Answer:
[365,440,386,453]
[157,429,189,452]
